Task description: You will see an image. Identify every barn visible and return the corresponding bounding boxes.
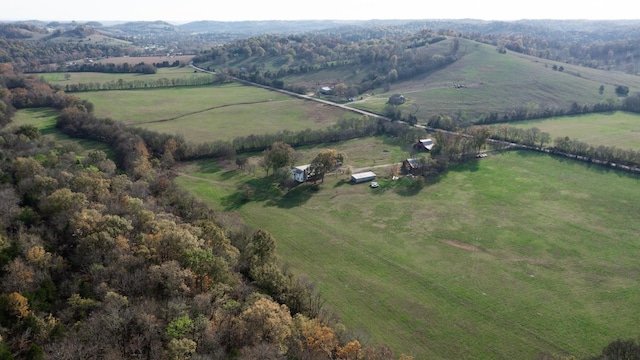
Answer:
[351,171,377,183]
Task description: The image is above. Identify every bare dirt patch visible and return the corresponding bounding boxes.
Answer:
[442,239,481,252]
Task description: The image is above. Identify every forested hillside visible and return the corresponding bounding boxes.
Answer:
[3,18,640,75]
[192,29,454,96]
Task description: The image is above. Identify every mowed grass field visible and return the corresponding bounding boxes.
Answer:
[76,83,356,142]
[349,38,640,120]
[505,111,640,150]
[176,148,640,359]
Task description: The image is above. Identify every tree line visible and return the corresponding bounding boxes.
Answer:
[54,73,222,93]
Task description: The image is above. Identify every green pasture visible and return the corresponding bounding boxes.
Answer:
[76,83,356,143]
[38,66,212,86]
[177,149,640,359]
[10,108,113,156]
[349,39,640,120]
[294,136,415,167]
[505,111,640,150]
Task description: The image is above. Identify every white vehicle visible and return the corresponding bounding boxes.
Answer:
[370,181,379,188]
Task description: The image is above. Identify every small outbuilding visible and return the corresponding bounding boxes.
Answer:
[319,86,333,95]
[351,171,377,183]
[414,138,434,151]
[402,158,424,175]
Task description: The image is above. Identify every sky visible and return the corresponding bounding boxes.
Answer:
[3,0,639,23]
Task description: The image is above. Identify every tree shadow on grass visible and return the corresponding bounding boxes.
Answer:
[450,158,481,172]
[221,177,282,211]
[333,179,351,188]
[218,169,239,180]
[267,183,316,208]
[394,177,426,196]
[195,161,223,174]
[221,177,315,210]
[515,149,640,179]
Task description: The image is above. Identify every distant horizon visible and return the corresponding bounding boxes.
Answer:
[4,0,639,24]
[2,18,640,26]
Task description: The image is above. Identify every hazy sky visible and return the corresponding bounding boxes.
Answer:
[3,0,638,22]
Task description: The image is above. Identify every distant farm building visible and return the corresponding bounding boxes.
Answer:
[414,138,434,151]
[402,158,424,175]
[388,94,406,105]
[292,164,311,183]
[319,86,333,95]
[351,171,377,183]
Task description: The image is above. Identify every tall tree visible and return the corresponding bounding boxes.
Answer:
[309,149,344,183]
[262,142,297,176]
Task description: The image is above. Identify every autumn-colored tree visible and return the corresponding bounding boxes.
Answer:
[130,140,153,180]
[239,297,293,353]
[309,149,345,183]
[297,316,338,358]
[2,258,36,293]
[337,340,363,360]
[6,292,30,319]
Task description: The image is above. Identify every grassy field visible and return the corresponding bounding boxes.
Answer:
[176,148,640,359]
[10,108,113,156]
[38,65,211,86]
[348,38,640,120]
[76,83,357,143]
[504,111,640,150]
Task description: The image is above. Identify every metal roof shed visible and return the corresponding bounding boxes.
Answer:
[351,171,377,183]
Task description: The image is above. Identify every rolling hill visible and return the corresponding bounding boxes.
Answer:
[349,38,640,120]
